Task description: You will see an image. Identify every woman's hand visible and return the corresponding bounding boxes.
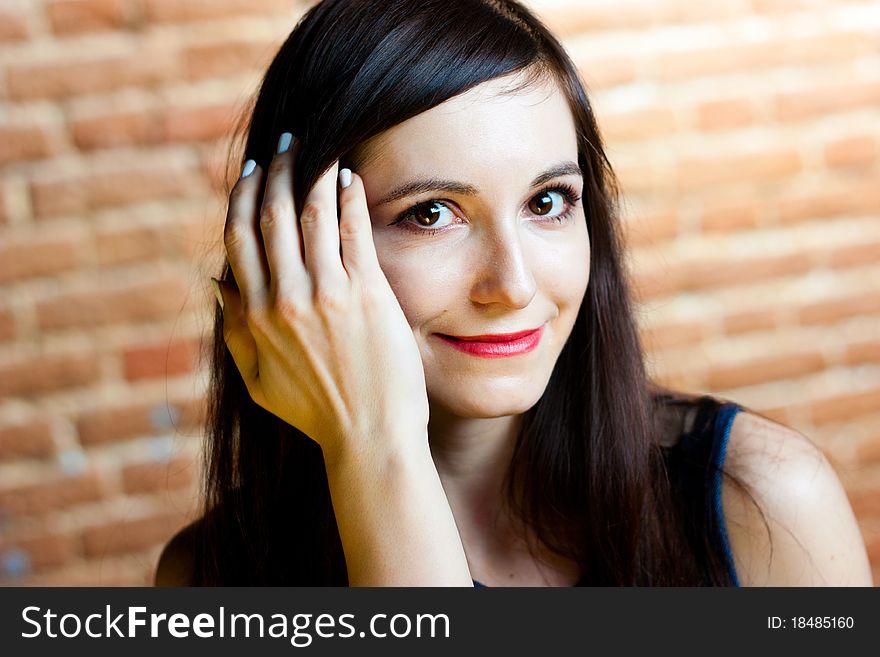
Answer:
[216,133,430,468]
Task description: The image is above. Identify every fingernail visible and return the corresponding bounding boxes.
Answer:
[210,277,225,310]
[241,159,256,179]
[339,168,352,189]
[277,132,293,154]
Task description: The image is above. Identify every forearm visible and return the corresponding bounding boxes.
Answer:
[325,437,473,587]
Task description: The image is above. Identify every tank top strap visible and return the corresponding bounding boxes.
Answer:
[675,395,743,586]
[710,401,743,587]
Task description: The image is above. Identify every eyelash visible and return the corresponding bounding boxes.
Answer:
[389,183,582,236]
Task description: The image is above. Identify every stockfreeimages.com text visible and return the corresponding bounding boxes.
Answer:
[21,605,451,646]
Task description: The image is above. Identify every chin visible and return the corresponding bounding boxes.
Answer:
[428,380,547,419]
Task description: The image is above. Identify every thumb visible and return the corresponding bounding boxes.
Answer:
[211,277,260,393]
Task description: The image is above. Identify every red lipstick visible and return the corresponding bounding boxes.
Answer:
[435,326,544,358]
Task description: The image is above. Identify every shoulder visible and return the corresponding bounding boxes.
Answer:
[720,409,874,586]
[154,517,201,587]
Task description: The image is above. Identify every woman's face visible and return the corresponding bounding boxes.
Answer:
[355,73,590,419]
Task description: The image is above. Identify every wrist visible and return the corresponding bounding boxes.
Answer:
[323,427,431,477]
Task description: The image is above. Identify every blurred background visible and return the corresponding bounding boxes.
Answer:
[0,0,877,585]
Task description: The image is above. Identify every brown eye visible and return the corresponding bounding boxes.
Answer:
[529,189,566,217]
[414,202,445,226]
[529,191,558,216]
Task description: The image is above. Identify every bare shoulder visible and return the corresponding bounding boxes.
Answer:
[154,517,201,587]
[720,410,873,586]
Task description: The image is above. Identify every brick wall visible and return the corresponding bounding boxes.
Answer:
[0,0,877,585]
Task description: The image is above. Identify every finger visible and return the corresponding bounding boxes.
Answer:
[224,160,270,310]
[260,133,309,300]
[299,159,347,290]
[337,170,383,281]
[216,278,263,405]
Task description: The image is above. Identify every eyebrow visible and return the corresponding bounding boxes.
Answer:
[374,161,583,206]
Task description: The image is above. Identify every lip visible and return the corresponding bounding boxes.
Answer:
[435,325,544,358]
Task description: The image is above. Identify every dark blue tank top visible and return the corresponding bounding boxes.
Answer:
[472,396,742,587]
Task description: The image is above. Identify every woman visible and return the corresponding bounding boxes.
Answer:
[155,0,872,587]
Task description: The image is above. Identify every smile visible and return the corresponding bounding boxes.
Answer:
[435,326,544,358]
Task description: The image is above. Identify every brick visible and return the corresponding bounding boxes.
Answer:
[0,123,60,166]
[163,103,237,143]
[722,309,778,336]
[36,275,187,330]
[750,0,821,14]
[47,0,135,35]
[540,2,658,37]
[0,235,87,284]
[201,149,238,196]
[701,202,759,233]
[171,211,226,260]
[614,159,677,195]
[600,107,677,142]
[0,353,101,398]
[575,55,636,89]
[632,252,813,300]
[70,109,163,151]
[121,456,196,494]
[749,405,793,427]
[0,472,104,515]
[82,510,190,557]
[96,224,166,266]
[827,240,880,270]
[122,337,200,381]
[696,99,755,131]
[868,535,880,566]
[31,160,200,219]
[677,148,802,190]
[7,51,180,101]
[707,351,826,390]
[775,81,880,121]
[0,181,10,224]
[824,135,877,169]
[654,43,775,82]
[683,252,812,290]
[0,11,30,42]
[629,267,681,302]
[797,292,880,326]
[777,178,880,225]
[845,340,880,366]
[179,396,207,434]
[0,306,16,341]
[86,161,198,209]
[144,0,291,23]
[656,32,869,83]
[854,436,880,464]
[0,420,56,461]
[641,320,706,351]
[622,209,679,247]
[77,401,163,446]
[850,490,880,518]
[810,389,880,426]
[1,534,80,571]
[76,396,205,446]
[183,40,276,80]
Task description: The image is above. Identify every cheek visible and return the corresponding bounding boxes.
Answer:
[373,247,460,328]
[537,227,591,308]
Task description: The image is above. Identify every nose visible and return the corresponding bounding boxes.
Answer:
[468,226,538,309]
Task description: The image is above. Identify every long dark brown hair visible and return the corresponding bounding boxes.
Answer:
[196,0,752,586]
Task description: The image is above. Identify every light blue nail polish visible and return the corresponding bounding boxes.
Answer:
[339,168,352,189]
[241,159,256,178]
[277,132,293,154]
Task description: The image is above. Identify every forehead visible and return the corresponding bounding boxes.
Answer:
[355,73,578,187]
